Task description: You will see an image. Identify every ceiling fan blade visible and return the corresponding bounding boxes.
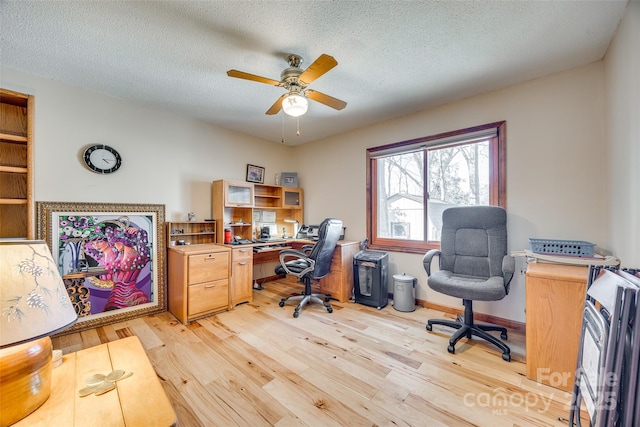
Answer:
[298,54,338,85]
[305,89,347,111]
[266,94,288,115]
[227,70,281,86]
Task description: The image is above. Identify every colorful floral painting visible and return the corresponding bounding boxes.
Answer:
[37,202,166,334]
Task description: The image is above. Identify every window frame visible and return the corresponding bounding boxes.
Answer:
[366,121,506,254]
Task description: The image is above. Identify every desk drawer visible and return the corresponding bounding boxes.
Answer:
[232,247,253,262]
[188,279,229,316]
[188,252,229,285]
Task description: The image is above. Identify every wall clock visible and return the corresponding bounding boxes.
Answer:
[83,144,122,174]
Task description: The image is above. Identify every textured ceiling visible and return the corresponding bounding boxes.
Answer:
[0,1,628,145]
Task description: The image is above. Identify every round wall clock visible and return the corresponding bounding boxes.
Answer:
[83,144,122,174]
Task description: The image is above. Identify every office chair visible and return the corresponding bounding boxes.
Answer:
[423,206,515,361]
[275,218,343,318]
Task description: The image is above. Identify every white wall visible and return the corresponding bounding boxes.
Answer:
[0,68,292,223]
[604,0,640,266]
[2,2,636,324]
[294,62,608,323]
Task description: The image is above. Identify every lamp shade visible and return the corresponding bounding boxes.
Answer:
[0,240,77,347]
[0,240,77,425]
[282,94,308,117]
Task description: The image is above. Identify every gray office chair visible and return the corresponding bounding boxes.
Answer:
[275,218,343,318]
[423,206,515,361]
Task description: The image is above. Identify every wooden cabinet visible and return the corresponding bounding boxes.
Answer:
[0,88,33,239]
[282,187,303,209]
[167,244,231,323]
[222,180,254,207]
[230,246,253,306]
[166,221,216,247]
[525,263,588,392]
[212,180,254,242]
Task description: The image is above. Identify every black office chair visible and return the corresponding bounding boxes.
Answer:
[423,206,515,361]
[275,218,343,318]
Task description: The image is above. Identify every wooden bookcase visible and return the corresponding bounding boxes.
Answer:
[0,88,34,239]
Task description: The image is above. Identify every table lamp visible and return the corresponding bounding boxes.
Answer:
[0,240,78,427]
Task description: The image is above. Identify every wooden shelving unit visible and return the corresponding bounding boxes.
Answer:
[254,184,283,209]
[166,221,217,248]
[0,88,33,239]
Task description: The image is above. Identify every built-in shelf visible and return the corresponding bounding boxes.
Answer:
[0,88,33,239]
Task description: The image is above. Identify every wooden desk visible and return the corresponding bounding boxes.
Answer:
[15,336,176,426]
[280,240,359,302]
[525,263,588,392]
[218,239,359,303]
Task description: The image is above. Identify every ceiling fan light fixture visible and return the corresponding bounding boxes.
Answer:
[282,94,308,117]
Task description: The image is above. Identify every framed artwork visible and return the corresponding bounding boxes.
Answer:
[281,172,298,187]
[36,201,166,334]
[246,164,265,184]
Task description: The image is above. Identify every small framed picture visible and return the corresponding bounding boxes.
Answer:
[281,172,298,187]
[246,164,265,184]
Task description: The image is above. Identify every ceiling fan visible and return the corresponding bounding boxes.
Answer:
[227,53,347,117]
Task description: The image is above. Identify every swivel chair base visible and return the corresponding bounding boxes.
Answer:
[279,278,333,318]
[426,299,511,362]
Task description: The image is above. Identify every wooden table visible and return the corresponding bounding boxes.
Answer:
[15,336,176,426]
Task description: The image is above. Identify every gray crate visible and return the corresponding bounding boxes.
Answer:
[529,238,595,257]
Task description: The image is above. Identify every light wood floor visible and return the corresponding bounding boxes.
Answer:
[53,279,580,427]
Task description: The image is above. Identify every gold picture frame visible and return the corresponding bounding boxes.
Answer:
[36,201,166,334]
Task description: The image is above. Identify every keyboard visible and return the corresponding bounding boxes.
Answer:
[256,238,285,243]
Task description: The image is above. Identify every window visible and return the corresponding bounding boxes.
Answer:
[366,121,506,254]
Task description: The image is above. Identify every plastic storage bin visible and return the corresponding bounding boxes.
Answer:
[529,238,595,257]
[392,274,416,312]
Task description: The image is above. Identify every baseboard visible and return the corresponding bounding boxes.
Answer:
[389,293,526,334]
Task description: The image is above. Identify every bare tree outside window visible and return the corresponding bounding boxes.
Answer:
[367,122,505,254]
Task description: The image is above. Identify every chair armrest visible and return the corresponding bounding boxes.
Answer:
[301,244,314,254]
[502,255,515,275]
[422,249,441,276]
[278,249,315,277]
[502,254,516,290]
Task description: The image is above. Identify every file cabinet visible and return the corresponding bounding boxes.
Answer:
[168,244,231,323]
[525,263,588,392]
[231,246,253,306]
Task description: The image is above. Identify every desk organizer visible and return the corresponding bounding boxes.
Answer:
[529,238,595,257]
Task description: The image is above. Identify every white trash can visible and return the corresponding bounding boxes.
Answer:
[392,274,416,312]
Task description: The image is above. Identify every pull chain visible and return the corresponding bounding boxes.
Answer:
[281,110,286,143]
[296,116,301,136]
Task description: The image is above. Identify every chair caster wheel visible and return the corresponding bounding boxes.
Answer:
[279,301,285,307]
[327,307,333,313]
[502,353,511,362]
[426,324,432,331]
[447,345,455,354]
[501,331,508,340]
[293,311,299,318]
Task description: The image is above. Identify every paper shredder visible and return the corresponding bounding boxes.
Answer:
[353,249,388,309]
